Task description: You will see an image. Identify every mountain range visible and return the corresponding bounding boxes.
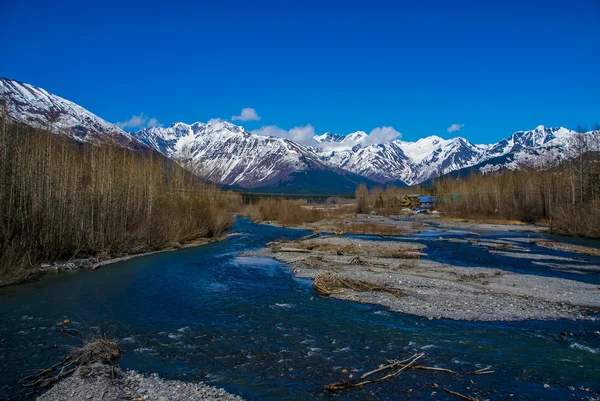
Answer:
[1,77,596,193]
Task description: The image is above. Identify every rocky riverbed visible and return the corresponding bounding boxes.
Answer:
[249,236,600,321]
[38,363,244,401]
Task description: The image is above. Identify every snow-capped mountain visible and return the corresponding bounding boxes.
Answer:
[2,77,595,192]
[477,126,597,174]
[134,120,372,191]
[313,125,597,185]
[408,137,487,184]
[314,132,345,144]
[0,78,138,147]
[314,133,487,185]
[315,133,416,184]
[484,125,573,158]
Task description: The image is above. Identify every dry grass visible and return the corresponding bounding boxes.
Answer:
[313,273,405,297]
[376,249,425,259]
[242,199,354,227]
[242,199,324,226]
[441,216,527,225]
[533,240,600,257]
[277,240,424,259]
[333,222,405,236]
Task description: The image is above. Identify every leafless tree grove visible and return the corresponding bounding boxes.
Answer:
[0,118,241,285]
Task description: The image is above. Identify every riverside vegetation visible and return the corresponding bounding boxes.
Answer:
[0,119,241,285]
[354,131,600,238]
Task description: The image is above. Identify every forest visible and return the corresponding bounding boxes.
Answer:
[0,118,240,285]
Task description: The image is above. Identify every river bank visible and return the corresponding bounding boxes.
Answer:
[250,235,600,321]
[1,236,226,288]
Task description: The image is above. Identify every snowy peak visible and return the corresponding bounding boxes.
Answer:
[485,125,574,157]
[134,121,336,188]
[314,132,345,143]
[344,131,368,143]
[2,77,594,191]
[0,77,136,147]
[396,135,448,163]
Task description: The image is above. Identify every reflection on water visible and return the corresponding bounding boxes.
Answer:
[0,218,598,400]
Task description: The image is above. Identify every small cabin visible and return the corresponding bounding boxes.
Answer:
[402,194,438,210]
[387,196,403,208]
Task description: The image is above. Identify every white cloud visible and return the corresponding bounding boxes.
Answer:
[147,117,160,128]
[232,107,260,121]
[447,123,465,133]
[115,113,162,130]
[364,126,402,145]
[252,124,401,147]
[252,124,316,146]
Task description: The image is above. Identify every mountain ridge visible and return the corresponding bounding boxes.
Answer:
[1,77,595,192]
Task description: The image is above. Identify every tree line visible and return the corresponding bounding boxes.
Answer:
[356,126,600,238]
[0,117,241,285]
[434,127,600,237]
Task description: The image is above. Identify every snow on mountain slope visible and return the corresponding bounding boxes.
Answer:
[395,136,447,163]
[315,126,588,185]
[319,143,415,184]
[314,132,345,144]
[3,77,592,190]
[134,120,352,188]
[316,132,486,185]
[478,127,598,174]
[408,137,486,184]
[484,125,573,158]
[0,77,137,147]
[314,131,414,183]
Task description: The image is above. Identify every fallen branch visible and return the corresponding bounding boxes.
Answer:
[326,354,494,395]
[20,337,121,390]
[399,364,493,376]
[326,353,424,391]
[444,388,479,401]
[464,366,494,375]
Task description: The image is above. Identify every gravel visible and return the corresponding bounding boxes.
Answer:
[252,236,600,322]
[37,363,244,401]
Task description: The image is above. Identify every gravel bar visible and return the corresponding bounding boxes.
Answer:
[37,363,244,401]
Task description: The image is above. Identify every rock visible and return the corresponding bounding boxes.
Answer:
[37,364,244,401]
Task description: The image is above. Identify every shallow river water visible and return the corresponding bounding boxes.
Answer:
[1,218,599,400]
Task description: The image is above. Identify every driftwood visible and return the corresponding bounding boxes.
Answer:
[326,353,425,391]
[313,273,405,297]
[349,256,370,265]
[20,338,121,390]
[444,388,479,401]
[300,231,321,241]
[326,353,493,395]
[275,247,312,253]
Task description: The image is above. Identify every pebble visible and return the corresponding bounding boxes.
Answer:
[37,364,244,401]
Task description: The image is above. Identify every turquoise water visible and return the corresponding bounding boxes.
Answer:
[0,218,599,400]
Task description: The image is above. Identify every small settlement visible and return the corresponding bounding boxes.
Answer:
[382,194,438,213]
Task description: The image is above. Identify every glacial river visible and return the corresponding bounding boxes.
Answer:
[0,218,598,400]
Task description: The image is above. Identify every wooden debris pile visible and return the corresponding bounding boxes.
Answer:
[326,352,494,400]
[313,273,405,297]
[20,338,121,390]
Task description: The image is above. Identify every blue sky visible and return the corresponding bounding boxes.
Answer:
[1,0,599,143]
